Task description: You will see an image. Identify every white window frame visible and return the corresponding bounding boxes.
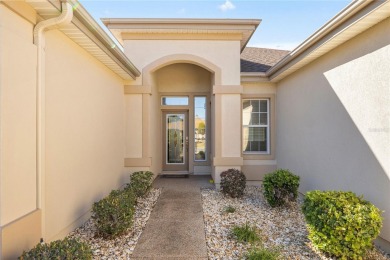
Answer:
[242,98,270,154]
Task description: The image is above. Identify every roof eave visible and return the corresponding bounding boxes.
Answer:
[68,1,140,78]
[102,18,261,53]
[267,0,390,82]
[42,0,140,79]
[240,72,270,83]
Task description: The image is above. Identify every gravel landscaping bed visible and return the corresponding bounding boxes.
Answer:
[202,186,390,260]
[68,188,161,259]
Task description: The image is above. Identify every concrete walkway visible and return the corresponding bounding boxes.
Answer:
[132,175,213,259]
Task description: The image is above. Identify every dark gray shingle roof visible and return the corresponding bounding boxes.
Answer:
[241,47,290,73]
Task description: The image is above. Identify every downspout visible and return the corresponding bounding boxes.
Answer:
[33,1,73,240]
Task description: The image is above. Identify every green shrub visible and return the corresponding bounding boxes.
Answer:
[19,238,92,260]
[262,169,300,207]
[126,171,154,198]
[302,190,383,259]
[224,205,236,213]
[92,189,136,238]
[232,223,260,243]
[220,168,246,198]
[246,246,281,260]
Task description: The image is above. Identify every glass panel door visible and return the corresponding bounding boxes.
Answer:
[162,111,189,172]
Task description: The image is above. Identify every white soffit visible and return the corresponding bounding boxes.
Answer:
[101,18,261,52]
[269,1,390,82]
[27,0,140,80]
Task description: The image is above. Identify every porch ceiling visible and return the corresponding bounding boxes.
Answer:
[26,0,140,80]
[101,18,261,52]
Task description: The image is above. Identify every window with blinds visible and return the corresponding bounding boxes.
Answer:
[242,99,269,153]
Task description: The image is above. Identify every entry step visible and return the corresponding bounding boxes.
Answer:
[161,171,189,177]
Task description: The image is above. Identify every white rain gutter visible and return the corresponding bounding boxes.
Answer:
[33,1,73,237]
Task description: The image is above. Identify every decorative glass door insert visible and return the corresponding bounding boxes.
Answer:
[166,114,185,164]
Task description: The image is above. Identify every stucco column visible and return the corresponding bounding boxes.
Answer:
[124,85,152,169]
[212,85,244,185]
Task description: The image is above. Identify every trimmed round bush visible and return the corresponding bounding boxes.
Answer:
[220,168,246,198]
[19,238,92,259]
[126,171,154,198]
[92,189,136,238]
[302,190,383,259]
[262,169,300,207]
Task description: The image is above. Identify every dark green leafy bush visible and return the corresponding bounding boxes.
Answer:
[126,171,154,198]
[262,169,300,207]
[246,246,281,260]
[302,190,383,259]
[232,223,260,243]
[220,168,246,198]
[92,189,136,238]
[19,238,92,260]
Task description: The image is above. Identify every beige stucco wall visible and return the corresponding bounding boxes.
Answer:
[276,17,390,242]
[124,40,240,86]
[0,4,37,227]
[221,94,241,157]
[156,63,212,93]
[44,29,126,241]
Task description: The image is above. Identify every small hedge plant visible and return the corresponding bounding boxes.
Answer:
[232,223,260,243]
[126,171,154,198]
[246,246,281,260]
[224,205,236,214]
[220,168,246,198]
[19,238,92,259]
[262,169,300,207]
[92,189,136,238]
[302,190,383,259]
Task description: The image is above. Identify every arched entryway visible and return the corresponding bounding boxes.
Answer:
[143,55,221,175]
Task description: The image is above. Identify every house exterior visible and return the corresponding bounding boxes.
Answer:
[0,0,389,258]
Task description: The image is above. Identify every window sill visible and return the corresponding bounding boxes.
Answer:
[242,153,275,160]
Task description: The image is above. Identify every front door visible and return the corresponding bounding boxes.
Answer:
[162,111,189,172]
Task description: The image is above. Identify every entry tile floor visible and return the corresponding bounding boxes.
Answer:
[132,175,213,259]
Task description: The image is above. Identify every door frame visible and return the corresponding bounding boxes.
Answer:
[159,93,212,174]
[162,110,189,172]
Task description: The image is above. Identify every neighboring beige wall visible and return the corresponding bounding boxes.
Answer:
[276,18,390,242]
[0,4,41,258]
[44,29,126,241]
[0,3,37,227]
[124,40,240,86]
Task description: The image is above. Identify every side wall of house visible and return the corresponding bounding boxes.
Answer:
[276,17,390,245]
[0,3,41,259]
[44,29,126,241]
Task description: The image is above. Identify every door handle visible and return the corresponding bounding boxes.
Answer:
[185,136,189,152]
